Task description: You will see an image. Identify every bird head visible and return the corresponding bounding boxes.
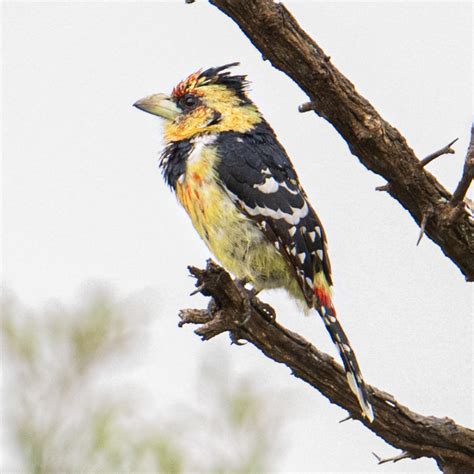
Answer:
[134,63,261,142]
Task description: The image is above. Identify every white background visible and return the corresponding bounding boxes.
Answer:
[2,1,472,472]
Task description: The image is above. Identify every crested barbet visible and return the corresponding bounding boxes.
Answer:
[134,63,374,422]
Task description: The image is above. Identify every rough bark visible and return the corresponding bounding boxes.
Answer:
[179,261,474,473]
[208,0,474,281]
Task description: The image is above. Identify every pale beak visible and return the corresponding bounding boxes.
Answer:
[133,93,181,120]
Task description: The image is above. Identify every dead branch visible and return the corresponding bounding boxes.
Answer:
[372,450,411,465]
[420,138,459,167]
[207,0,474,281]
[298,101,317,113]
[180,261,474,473]
[416,207,434,246]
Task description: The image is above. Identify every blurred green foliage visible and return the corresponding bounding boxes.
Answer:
[1,289,284,473]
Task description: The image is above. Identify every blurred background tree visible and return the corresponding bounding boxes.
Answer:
[1,289,285,473]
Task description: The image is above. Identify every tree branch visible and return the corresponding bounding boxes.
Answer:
[420,138,459,168]
[179,261,474,473]
[207,0,474,281]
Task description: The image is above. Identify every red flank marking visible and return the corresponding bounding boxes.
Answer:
[314,286,336,313]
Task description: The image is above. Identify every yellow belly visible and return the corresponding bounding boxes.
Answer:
[174,148,302,299]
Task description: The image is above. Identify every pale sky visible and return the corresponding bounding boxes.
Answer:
[2,1,472,472]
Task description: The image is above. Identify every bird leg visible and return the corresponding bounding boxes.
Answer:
[206,296,220,316]
[233,279,253,327]
[236,276,261,295]
[229,330,247,346]
[233,279,276,325]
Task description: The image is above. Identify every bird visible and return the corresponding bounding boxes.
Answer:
[134,63,374,422]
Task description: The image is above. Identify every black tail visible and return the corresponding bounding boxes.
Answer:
[318,305,374,422]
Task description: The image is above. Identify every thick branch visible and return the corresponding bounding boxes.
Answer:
[180,261,474,472]
[208,0,474,281]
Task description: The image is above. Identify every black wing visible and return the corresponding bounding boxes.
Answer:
[215,121,332,305]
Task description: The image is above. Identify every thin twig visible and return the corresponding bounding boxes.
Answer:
[375,184,391,192]
[372,451,411,465]
[416,209,432,246]
[190,283,206,296]
[451,128,474,206]
[420,138,459,167]
[298,101,316,113]
[339,415,353,423]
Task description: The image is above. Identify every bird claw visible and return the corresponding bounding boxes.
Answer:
[229,331,246,345]
[233,279,253,327]
[235,296,252,327]
[236,276,251,287]
[234,278,276,325]
[207,297,219,316]
[251,299,276,322]
[235,277,261,294]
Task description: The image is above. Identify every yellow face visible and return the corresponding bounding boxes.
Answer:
[134,65,262,142]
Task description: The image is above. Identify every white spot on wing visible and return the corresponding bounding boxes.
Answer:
[315,226,322,238]
[308,231,316,241]
[281,181,299,195]
[283,201,309,225]
[317,249,324,260]
[255,177,280,194]
[288,226,297,237]
[298,252,306,264]
[241,203,306,226]
[227,189,309,227]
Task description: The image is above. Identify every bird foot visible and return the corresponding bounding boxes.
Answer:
[251,297,276,322]
[229,331,246,345]
[233,279,276,325]
[206,297,219,316]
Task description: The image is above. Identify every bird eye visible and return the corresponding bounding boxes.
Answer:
[179,94,199,110]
